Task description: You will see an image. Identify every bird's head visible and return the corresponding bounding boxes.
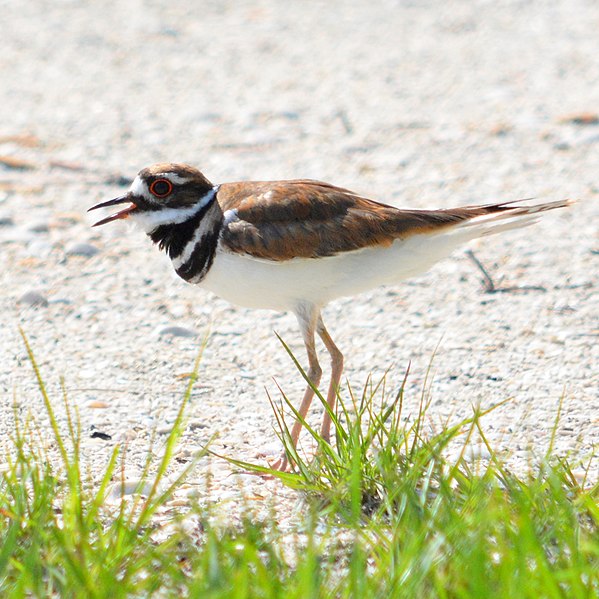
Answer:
[89,163,214,233]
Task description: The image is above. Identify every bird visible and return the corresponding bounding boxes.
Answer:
[89,163,571,470]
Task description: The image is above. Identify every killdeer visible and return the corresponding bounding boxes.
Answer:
[89,163,571,470]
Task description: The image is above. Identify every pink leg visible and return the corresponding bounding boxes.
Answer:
[317,315,344,444]
[272,303,322,471]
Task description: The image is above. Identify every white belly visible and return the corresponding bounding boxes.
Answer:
[198,230,465,311]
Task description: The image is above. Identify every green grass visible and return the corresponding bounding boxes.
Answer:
[0,332,597,597]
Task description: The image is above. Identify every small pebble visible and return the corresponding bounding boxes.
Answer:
[108,480,154,498]
[17,290,48,307]
[214,326,243,336]
[158,325,199,338]
[27,221,50,233]
[215,490,240,502]
[166,498,190,508]
[118,429,138,442]
[66,242,100,257]
[0,213,14,227]
[90,430,112,440]
[576,132,599,146]
[169,304,187,318]
[174,451,190,462]
[176,445,205,458]
[157,425,173,435]
[26,239,53,258]
[189,418,207,431]
[87,400,109,409]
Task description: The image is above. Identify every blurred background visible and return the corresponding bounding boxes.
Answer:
[4,0,599,195]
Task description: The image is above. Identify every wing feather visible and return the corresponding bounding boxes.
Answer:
[215,180,560,261]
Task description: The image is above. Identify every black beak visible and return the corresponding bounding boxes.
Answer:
[88,194,138,226]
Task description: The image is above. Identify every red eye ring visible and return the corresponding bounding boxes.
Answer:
[149,178,173,198]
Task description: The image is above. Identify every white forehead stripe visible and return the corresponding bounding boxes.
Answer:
[130,172,193,199]
[160,172,192,185]
[130,175,148,197]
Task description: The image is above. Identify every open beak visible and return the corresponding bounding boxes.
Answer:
[88,194,138,227]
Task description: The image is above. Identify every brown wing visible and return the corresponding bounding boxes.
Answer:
[216,179,516,261]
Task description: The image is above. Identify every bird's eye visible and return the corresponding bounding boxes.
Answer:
[150,179,173,198]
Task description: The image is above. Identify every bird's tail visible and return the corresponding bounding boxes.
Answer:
[452,198,574,239]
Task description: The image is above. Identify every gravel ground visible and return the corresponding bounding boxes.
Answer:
[1,0,598,513]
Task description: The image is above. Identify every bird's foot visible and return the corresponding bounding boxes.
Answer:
[266,455,290,473]
[254,447,293,474]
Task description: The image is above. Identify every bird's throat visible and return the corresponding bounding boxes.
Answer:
[148,198,223,285]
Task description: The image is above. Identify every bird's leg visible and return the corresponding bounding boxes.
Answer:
[289,304,323,448]
[316,315,344,444]
[271,304,322,471]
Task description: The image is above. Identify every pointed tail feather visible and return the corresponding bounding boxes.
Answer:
[454,198,574,239]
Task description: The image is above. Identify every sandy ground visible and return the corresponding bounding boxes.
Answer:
[1,0,598,511]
